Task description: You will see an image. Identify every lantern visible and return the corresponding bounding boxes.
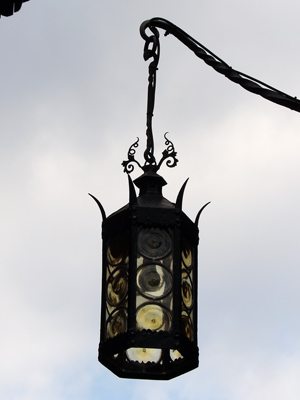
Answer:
[90,135,209,379]
[89,18,209,379]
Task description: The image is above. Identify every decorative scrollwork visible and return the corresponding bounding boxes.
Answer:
[122,133,178,174]
[156,133,178,171]
[122,138,143,174]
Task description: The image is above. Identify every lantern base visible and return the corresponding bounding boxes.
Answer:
[99,330,199,380]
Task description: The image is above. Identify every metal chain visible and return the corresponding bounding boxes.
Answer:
[140,23,160,166]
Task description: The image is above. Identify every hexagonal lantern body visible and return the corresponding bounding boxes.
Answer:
[93,168,205,380]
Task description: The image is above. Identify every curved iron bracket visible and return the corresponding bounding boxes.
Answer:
[141,17,300,113]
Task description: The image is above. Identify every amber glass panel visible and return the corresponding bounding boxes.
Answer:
[107,309,127,338]
[182,245,192,268]
[181,271,193,308]
[181,313,193,341]
[137,264,172,299]
[107,268,128,305]
[170,349,184,361]
[126,347,162,363]
[136,304,171,331]
[107,232,128,265]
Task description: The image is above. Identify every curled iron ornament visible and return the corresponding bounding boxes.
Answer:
[122,133,178,174]
[156,133,178,170]
[122,138,143,174]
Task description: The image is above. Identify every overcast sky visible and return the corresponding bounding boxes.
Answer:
[1,1,300,399]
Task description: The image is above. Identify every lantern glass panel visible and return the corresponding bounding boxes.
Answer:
[105,231,129,339]
[138,229,172,258]
[181,239,193,268]
[137,264,172,299]
[107,232,128,265]
[181,236,195,342]
[170,349,184,361]
[136,304,172,331]
[181,312,193,341]
[107,308,128,338]
[126,347,162,363]
[181,270,193,308]
[107,267,128,305]
[136,228,174,332]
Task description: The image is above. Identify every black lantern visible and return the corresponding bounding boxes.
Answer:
[90,19,210,380]
[90,151,209,380]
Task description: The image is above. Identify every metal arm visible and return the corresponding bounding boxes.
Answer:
[123,17,300,175]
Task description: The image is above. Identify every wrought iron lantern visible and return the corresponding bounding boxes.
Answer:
[89,19,209,380]
[90,17,300,380]
[90,147,209,379]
